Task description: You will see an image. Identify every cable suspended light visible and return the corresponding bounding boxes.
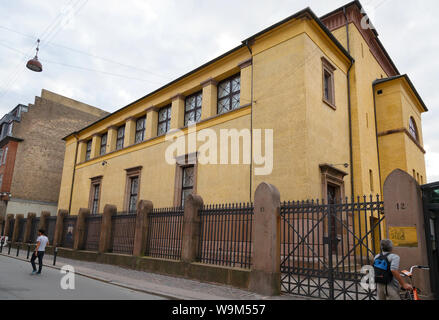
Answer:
[26,39,43,72]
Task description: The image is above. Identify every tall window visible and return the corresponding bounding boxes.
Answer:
[89,179,102,215]
[181,166,194,207]
[85,141,92,161]
[158,105,172,136]
[217,74,240,115]
[322,57,336,108]
[135,116,146,143]
[128,176,139,213]
[116,125,125,150]
[100,133,107,156]
[185,92,202,126]
[409,117,419,142]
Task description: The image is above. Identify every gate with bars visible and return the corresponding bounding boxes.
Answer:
[280,195,384,300]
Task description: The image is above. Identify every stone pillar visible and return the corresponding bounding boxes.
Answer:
[145,106,159,140]
[3,214,13,238]
[23,213,36,243]
[11,214,24,243]
[91,134,102,159]
[99,204,116,253]
[383,169,433,299]
[239,58,253,107]
[181,194,204,263]
[249,182,281,296]
[133,200,153,256]
[106,126,118,153]
[201,78,218,120]
[124,117,136,147]
[39,211,51,232]
[76,140,88,163]
[170,94,185,129]
[53,210,68,247]
[73,208,90,250]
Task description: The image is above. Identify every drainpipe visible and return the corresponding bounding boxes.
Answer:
[372,84,383,196]
[344,7,355,198]
[68,133,79,214]
[245,40,254,203]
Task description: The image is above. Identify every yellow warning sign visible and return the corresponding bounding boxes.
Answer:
[389,227,418,247]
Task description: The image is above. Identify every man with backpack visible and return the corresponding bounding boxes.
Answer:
[373,239,413,300]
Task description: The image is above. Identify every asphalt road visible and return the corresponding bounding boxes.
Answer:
[0,255,167,300]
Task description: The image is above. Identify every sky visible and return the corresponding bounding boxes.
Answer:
[0,0,437,181]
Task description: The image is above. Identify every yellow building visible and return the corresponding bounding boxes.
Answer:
[58,2,428,215]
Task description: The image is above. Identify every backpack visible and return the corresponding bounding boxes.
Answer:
[373,253,393,284]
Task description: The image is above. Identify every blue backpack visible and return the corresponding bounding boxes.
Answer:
[373,253,393,284]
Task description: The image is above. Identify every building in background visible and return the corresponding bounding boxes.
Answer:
[0,89,109,218]
[58,1,427,215]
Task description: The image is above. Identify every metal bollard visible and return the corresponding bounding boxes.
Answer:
[0,240,3,253]
[8,241,11,255]
[16,243,20,257]
[53,246,58,266]
[27,244,31,259]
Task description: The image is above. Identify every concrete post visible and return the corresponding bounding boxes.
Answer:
[181,194,204,263]
[23,213,36,243]
[12,214,24,243]
[383,169,433,299]
[53,210,68,247]
[99,204,116,253]
[39,211,51,232]
[73,208,90,250]
[249,182,281,296]
[133,200,153,256]
[4,214,14,239]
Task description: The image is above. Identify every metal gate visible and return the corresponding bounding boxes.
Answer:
[280,196,384,300]
[421,182,439,299]
[61,216,77,248]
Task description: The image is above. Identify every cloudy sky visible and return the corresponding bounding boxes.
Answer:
[0,0,437,181]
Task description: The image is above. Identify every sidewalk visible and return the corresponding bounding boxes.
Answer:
[0,247,316,300]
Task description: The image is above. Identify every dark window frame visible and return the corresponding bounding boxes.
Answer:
[184,91,202,126]
[85,140,92,161]
[135,116,146,143]
[157,105,172,136]
[116,125,125,150]
[217,74,241,115]
[322,57,336,109]
[409,117,419,142]
[89,176,103,215]
[100,133,107,156]
[124,166,142,214]
[180,165,195,207]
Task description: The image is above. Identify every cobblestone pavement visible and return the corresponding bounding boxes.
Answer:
[0,247,318,300]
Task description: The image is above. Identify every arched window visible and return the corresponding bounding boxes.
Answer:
[409,117,419,142]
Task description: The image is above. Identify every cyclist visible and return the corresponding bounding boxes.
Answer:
[374,239,413,300]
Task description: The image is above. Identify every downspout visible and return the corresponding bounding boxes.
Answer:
[244,40,254,203]
[68,134,79,214]
[372,84,383,196]
[344,7,355,198]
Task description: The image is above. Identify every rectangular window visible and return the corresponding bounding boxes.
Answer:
[100,133,107,156]
[322,57,336,108]
[85,140,92,161]
[135,116,146,143]
[184,91,202,126]
[217,74,240,115]
[2,147,7,165]
[116,125,125,150]
[181,165,195,207]
[128,176,139,213]
[91,184,100,215]
[157,105,172,136]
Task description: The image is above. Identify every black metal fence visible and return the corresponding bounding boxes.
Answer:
[61,216,77,249]
[46,216,57,244]
[29,217,40,243]
[280,196,384,300]
[198,203,254,269]
[145,207,184,260]
[8,218,14,238]
[111,213,136,255]
[84,215,102,251]
[17,219,26,242]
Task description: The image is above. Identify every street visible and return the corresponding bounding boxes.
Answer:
[0,255,167,300]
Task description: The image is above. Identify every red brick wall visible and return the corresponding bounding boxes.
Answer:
[0,140,19,193]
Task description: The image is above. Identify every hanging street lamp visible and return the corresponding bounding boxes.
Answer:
[26,39,43,72]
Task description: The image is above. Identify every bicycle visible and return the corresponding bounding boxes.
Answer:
[400,265,430,300]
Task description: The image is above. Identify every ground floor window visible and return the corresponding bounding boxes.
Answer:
[89,176,103,215]
[124,166,142,213]
[174,153,197,207]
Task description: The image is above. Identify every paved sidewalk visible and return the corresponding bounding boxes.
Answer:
[0,247,316,300]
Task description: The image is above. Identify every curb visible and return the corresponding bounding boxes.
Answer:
[0,252,181,300]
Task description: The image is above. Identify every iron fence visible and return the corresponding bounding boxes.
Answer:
[111,213,136,255]
[84,215,102,251]
[8,218,14,239]
[46,216,57,244]
[145,207,184,260]
[198,203,254,269]
[61,216,77,249]
[29,218,40,243]
[17,219,26,242]
[280,196,384,300]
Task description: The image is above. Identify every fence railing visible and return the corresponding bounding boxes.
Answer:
[111,213,136,255]
[29,218,40,243]
[198,203,254,269]
[46,216,57,244]
[8,219,14,238]
[17,218,26,242]
[61,216,78,249]
[145,207,184,260]
[84,215,102,251]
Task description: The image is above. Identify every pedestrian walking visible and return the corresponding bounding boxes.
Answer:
[30,229,49,275]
